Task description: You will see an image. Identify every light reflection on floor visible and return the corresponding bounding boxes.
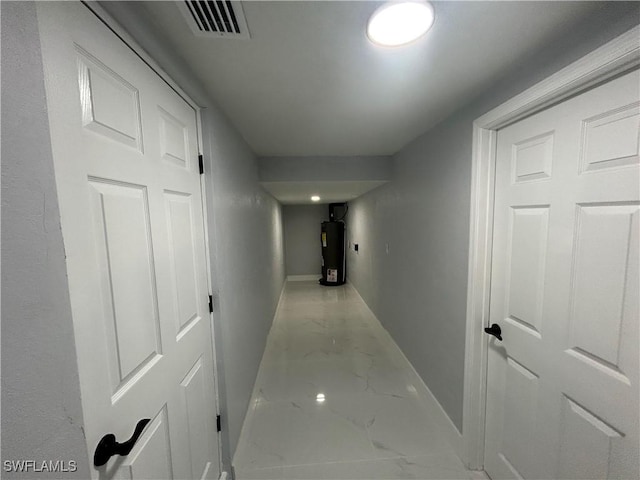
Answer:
[233,281,487,480]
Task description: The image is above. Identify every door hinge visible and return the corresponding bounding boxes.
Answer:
[208,295,214,313]
[216,414,221,432]
[198,154,204,175]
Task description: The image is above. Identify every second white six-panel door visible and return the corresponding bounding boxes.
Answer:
[484,69,639,480]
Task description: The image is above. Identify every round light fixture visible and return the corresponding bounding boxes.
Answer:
[311,195,321,202]
[367,1,435,47]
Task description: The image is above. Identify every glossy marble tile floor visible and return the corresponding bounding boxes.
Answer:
[233,281,487,480]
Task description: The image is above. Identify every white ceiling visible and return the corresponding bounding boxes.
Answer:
[123,0,605,157]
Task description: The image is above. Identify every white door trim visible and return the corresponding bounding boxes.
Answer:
[462,25,640,470]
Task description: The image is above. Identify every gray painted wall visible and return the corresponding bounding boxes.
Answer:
[202,107,285,457]
[347,4,640,432]
[1,2,90,477]
[283,205,328,276]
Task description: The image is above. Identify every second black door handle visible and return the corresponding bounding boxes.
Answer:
[94,418,151,467]
[484,323,502,341]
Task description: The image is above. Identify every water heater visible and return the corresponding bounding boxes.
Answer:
[320,221,346,286]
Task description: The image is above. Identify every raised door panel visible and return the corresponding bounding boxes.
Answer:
[164,191,201,339]
[159,107,190,169]
[77,48,143,151]
[505,207,549,338]
[499,357,539,480]
[114,407,174,480]
[511,132,554,183]
[580,103,640,173]
[88,179,163,398]
[557,396,625,480]
[181,358,213,480]
[567,204,639,376]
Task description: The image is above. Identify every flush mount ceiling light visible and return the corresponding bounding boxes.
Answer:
[367,1,435,47]
[311,195,321,202]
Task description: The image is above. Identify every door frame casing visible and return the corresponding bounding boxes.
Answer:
[462,25,640,470]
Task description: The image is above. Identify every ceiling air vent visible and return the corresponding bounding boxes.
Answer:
[178,1,250,39]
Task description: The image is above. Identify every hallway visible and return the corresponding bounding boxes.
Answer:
[233,281,487,479]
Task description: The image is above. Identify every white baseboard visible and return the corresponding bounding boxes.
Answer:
[232,283,286,468]
[348,283,463,457]
[395,341,464,456]
[286,274,320,282]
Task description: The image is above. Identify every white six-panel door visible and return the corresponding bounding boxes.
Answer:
[484,69,639,479]
[36,3,220,478]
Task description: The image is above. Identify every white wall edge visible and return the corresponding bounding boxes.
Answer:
[462,24,640,470]
[348,284,463,457]
[389,334,463,456]
[272,280,287,327]
[287,274,321,282]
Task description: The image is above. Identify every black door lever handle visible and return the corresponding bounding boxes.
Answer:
[94,418,150,467]
[484,323,502,341]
